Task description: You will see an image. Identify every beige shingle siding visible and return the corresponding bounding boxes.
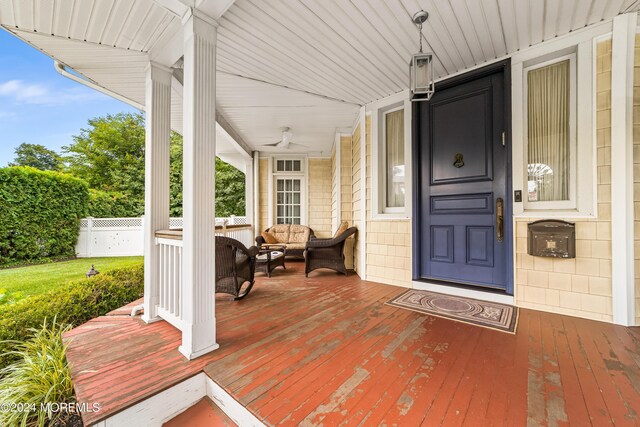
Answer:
[634,34,640,326]
[308,158,332,238]
[331,144,338,235]
[341,135,354,269]
[364,115,413,287]
[352,124,362,273]
[515,39,613,322]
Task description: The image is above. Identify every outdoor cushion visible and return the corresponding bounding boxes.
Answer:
[284,242,306,250]
[261,243,287,249]
[269,224,291,243]
[289,224,310,243]
[261,231,278,244]
[257,224,313,257]
[334,221,349,238]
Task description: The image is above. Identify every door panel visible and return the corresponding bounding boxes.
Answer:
[430,226,454,263]
[431,90,492,184]
[466,226,494,267]
[430,193,493,215]
[415,65,511,292]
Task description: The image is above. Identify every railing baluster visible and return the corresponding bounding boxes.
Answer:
[158,246,164,307]
[173,247,182,317]
[154,236,185,331]
[154,224,250,332]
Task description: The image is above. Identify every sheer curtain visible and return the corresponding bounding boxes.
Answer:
[385,109,405,208]
[527,60,570,202]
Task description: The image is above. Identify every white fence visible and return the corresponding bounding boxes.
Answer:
[76,216,251,257]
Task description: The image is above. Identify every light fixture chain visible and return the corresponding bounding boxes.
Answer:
[418,22,423,53]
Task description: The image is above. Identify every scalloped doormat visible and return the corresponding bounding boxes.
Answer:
[386,289,518,334]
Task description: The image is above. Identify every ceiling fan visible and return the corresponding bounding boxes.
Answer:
[262,127,309,150]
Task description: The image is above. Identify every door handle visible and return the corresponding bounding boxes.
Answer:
[496,198,504,242]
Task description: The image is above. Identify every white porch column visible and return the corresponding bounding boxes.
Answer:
[244,157,254,229]
[142,62,172,324]
[180,9,219,359]
[611,13,637,326]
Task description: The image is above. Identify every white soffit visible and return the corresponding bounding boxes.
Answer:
[1,0,640,156]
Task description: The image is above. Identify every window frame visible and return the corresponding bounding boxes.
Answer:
[274,176,303,225]
[523,53,578,211]
[268,156,307,226]
[370,91,412,220]
[381,105,406,213]
[511,33,597,219]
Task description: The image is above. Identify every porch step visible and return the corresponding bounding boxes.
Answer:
[162,397,236,427]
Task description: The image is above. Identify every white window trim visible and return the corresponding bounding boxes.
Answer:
[369,90,412,220]
[267,156,308,226]
[273,175,306,225]
[381,105,406,214]
[273,156,304,174]
[522,53,578,211]
[512,27,601,219]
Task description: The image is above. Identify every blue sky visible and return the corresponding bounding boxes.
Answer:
[0,29,138,166]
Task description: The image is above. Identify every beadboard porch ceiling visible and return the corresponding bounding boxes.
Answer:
[1,0,639,157]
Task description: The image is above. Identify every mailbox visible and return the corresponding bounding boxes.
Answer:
[527,220,575,258]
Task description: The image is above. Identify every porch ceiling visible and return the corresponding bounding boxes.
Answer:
[1,0,639,156]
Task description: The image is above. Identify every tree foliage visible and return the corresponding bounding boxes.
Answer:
[9,143,62,171]
[215,157,246,217]
[63,113,146,214]
[169,134,245,217]
[88,189,142,218]
[0,167,88,265]
[64,112,245,218]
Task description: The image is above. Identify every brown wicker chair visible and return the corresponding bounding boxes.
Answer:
[215,236,259,300]
[304,227,357,276]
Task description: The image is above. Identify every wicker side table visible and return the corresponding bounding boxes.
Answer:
[256,246,286,277]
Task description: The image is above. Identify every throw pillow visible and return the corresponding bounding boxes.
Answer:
[261,231,278,244]
[334,221,349,238]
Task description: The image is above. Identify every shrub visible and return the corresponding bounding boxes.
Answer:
[0,166,89,266]
[0,264,143,368]
[88,188,143,218]
[0,319,75,427]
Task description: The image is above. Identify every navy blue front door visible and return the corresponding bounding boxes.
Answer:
[414,64,512,293]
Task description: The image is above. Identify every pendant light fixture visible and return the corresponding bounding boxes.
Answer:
[409,10,435,102]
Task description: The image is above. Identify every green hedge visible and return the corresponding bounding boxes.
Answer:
[0,167,89,266]
[0,264,143,368]
[88,188,143,218]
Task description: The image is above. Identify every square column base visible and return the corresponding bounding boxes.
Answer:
[141,314,163,324]
[179,342,220,360]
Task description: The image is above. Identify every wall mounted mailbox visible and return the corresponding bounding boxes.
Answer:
[527,220,576,258]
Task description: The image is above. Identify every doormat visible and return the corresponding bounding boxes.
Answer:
[386,289,518,334]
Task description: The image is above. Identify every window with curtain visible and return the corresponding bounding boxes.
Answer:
[385,108,405,209]
[526,59,570,203]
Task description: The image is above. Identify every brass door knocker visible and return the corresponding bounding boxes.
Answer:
[453,153,464,168]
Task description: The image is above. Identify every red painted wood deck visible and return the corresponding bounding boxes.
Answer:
[163,398,235,427]
[65,260,640,426]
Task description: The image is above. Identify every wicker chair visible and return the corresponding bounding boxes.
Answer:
[215,236,259,300]
[304,227,357,277]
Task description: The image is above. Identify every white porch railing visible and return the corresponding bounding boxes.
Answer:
[218,223,254,248]
[153,223,253,334]
[76,216,251,257]
[156,235,184,331]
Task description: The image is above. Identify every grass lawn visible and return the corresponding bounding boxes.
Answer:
[0,257,143,304]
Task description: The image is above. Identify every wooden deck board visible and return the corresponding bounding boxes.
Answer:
[65,261,640,426]
[163,397,236,427]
